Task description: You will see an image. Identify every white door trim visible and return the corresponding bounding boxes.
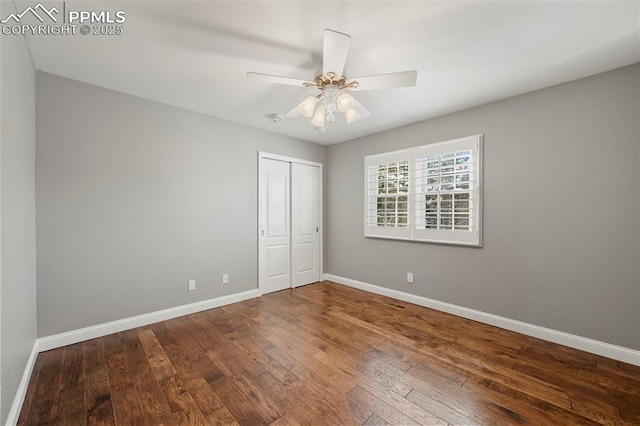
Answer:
[259,152,323,168]
[258,152,323,295]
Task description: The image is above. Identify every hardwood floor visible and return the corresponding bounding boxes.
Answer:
[19,281,640,425]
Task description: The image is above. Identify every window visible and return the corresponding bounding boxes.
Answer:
[373,160,409,228]
[364,135,482,246]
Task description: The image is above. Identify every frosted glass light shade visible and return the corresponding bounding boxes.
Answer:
[297,96,316,118]
[336,91,354,112]
[345,107,360,124]
[311,105,326,127]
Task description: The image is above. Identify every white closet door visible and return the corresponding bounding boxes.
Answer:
[259,159,291,294]
[291,163,321,287]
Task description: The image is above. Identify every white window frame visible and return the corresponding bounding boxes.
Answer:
[364,134,483,247]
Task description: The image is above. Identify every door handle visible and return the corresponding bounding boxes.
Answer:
[261,230,265,236]
[316,227,319,232]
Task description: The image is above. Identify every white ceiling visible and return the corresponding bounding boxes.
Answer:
[21,1,640,145]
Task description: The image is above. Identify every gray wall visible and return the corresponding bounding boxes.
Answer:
[0,1,38,422]
[32,62,640,351]
[36,72,326,337]
[326,64,640,350]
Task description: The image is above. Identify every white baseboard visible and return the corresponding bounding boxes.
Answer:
[6,340,40,426]
[38,289,260,352]
[323,273,640,366]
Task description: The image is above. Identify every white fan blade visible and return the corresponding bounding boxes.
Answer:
[246,72,310,87]
[284,105,300,118]
[350,70,417,91]
[352,98,371,121]
[323,29,351,77]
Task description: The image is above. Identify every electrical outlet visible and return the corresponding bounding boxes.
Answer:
[188,279,196,291]
[407,272,414,283]
[222,273,229,284]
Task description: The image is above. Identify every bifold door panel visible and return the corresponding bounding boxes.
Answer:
[291,163,320,287]
[260,159,291,294]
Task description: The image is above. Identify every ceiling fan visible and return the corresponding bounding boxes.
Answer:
[247,29,417,131]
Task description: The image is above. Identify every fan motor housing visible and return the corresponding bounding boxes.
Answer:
[304,72,359,90]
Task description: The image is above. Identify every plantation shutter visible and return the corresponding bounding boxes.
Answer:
[412,135,482,246]
[364,134,482,246]
[364,150,412,239]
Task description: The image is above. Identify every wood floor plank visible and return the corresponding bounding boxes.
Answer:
[57,384,86,426]
[137,328,178,383]
[329,306,574,410]
[189,312,267,378]
[402,368,495,425]
[513,360,632,423]
[213,312,301,388]
[404,389,483,426]
[120,329,178,424]
[155,320,225,386]
[594,359,640,382]
[205,374,273,426]
[84,338,116,425]
[362,413,392,425]
[459,378,585,425]
[314,348,413,398]
[17,281,640,425]
[150,321,228,420]
[576,367,640,396]
[204,407,240,426]
[261,324,357,395]
[330,303,519,370]
[253,371,327,424]
[481,379,601,425]
[57,343,87,425]
[254,295,415,398]
[181,315,283,425]
[59,343,84,391]
[269,413,302,426]
[257,369,369,426]
[346,385,420,426]
[106,351,145,425]
[618,360,640,374]
[267,295,417,378]
[404,363,574,426]
[261,345,372,425]
[102,332,125,357]
[28,349,64,423]
[158,376,208,425]
[571,398,633,426]
[522,343,596,371]
[355,379,448,425]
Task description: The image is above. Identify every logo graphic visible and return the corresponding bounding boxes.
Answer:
[2,2,126,36]
[1,2,59,24]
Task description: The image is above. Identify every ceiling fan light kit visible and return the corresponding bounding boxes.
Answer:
[290,84,364,129]
[247,29,417,131]
[297,96,317,118]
